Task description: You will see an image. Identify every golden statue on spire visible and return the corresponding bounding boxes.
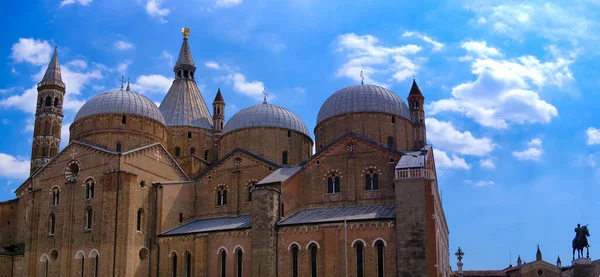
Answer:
[182,28,191,39]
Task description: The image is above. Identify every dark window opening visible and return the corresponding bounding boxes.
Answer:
[220,250,227,277]
[184,70,189,78]
[387,137,394,149]
[391,115,396,123]
[236,249,243,277]
[376,241,385,277]
[172,253,178,277]
[86,180,95,199]
[310,244,318,277]
[179,213,183,224]
[54,97,59,108]
[49,214,56,235]
[204,150,209,160]
[220,122,223,129]
[175,147,181,157]
[287,130,291,138]
[42,148,48,157]
[188,132,192,139]
[217,107,220,115]
[137,209,143,231]
[365,170,379,190]
[217,188,227,206]
[121,116,126,124]
[282,151,288,165]
[116,143,122,153]
[355,242,364,277]
[94,256,99,277]
[247,183,255,202]
[86,209,93,230]
[185,252,192,277]
[327,173,341,194]
[292,245,299,277]
[178,71,182,78]
[190,148,196,155]
[45,96,52,107]
[52,190,60,206]
[80,256,85,277]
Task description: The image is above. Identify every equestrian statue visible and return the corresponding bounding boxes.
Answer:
[572,223,590,260]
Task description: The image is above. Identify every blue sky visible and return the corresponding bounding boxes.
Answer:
[1,0,599,270]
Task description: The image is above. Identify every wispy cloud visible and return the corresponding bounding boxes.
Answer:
[433,149,470,170]
[402,31,444,51]
[131,74,173,95]
[59,0,92,8]
[206,61,269,101]
[114,40,134,50]
[513,138,543,161]
[145,0,170,23]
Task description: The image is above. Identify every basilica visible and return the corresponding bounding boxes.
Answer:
[0,30,451,277]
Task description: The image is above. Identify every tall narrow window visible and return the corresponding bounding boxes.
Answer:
[236,249,243,277]
[175,147,181,157]
[81,256,85,277]
[391,115,396,123]
[172,253,178,277]
[310,244,318,277]
[282,151,288,165]
[376,240,385,277]
[220,122,223,129]
[217,107,220,115]
[355,242,364,277]
[327,173,340,194]
[247,183,254,202]
[217,187,227,206]
[220,250,227,277]
[204,150,209,160]
[287,130,291,138]
[115,143,122,153]
[365,169,379,190]
[45,259,49,277]
[179,213,183,224]
[49,214,56,235]
[54,97,59,108]
[42,147,48,157]
[185,252,192,277]
[94,255,99,277]
[52,189,60,206]
[86,179,95,199]
[45,96,52,107]
[137,209,143,231]
[86,208,93,230]
[121,116,126,124]
[190,148,196,155]
[291,245,299,277]
[387,137,394,149]
[188,132,192,139]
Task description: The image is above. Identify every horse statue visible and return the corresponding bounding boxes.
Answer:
[572,224,590,260]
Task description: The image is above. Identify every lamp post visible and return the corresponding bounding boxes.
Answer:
[455,247,465,277]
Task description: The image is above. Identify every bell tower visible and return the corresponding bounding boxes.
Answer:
[408,79,426,149]
[212,88,225,132]
[30,46,65,174]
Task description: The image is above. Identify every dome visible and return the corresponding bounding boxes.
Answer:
[316,84,412,125]
[223,103,310,137]
[74,89,165,124]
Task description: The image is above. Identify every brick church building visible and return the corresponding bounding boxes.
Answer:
[0,30,450,277]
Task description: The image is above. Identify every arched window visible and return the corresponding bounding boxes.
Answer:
[51,188,60,206]
[86,179,95,199]
[190,72,194,79]
[80,256,85,277]
[220,249,227,277]
[291,245,299,277]
[375,240,385,277]
[220,122,223,129]
[172,253,178,277]
[282,151,288,165]
[175,147,181,157]
[217,187,227,206]
[54,97,59,108]
[86,208,93,230]
[287,130,291,138]
[247,183,255,202]
[178,71,182,78]
[115,143,122,153]
[217,107,220,115]
[188,132,192,139]
[185,252,192,277]
[365,169,379,190]
[327,173,340,194]
[190,148,196,155]
[121,116,126,124]
[42,147,48,157]
[391,115,396,123]
[236,248,243,277]
[93,253,99,277]
[44,256,49,276]
[184,70,189,78]
[355,241,364,277]
[204,150,209,160]
[137,209,143,231]
[387,137,394,149]
[179,213,183,224]
[309,243,318,277]
[45,96,52,107]
[49,214,56,235]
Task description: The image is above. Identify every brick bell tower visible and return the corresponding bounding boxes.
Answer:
[408,79,426,150]
[30,46,65,174]
[212,88,225,132]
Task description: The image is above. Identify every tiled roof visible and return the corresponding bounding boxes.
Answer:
[395,145,431,169]
[74,89,165,124]
[278,204,395,226]
[159,215,251,236]
[258,166,302,185]
[408,79,422,96]
[223,103,310,137]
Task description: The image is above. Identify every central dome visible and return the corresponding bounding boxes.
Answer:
[74,89,165,124]
[223,103,309,137]
[316,84,412,125]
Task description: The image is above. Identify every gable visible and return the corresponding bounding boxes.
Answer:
[196,148,281,181]
[120,143,189,182]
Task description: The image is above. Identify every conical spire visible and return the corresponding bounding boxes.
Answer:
[41,46,64,84]
[175,30,195,68]
[557,255,562,267]
[214,88,224,102]
[536,245,542,261]
[517,255,522,266]
[409,79,422,96]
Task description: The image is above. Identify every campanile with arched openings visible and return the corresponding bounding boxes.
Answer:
[31,46,65,174]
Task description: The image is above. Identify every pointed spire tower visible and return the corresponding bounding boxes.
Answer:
[159,28,213,129]
[536,245,542,261]
[407,79,426,149]
[212,88,225,132]
[31,46,66,174]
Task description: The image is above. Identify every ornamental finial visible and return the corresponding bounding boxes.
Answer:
[119,75,126,90]
[262,88,268,104]
[182,28,191,39]
[360,70,364,85]
[455,247,465,262]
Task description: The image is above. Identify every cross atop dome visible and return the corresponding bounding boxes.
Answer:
[263,88,268,104]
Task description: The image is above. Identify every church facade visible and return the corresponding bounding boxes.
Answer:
[0,31,450,277]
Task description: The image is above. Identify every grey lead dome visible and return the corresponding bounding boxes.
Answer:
[316,84,412,125]
[74,89,166,124]
[223,103,310,137]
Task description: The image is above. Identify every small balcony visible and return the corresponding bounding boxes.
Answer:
[395,168,435,180]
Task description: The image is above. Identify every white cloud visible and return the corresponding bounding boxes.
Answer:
[0,87,19,94]
[0,153,30,179]
[461,40,502,59]
[160,51,174,67]
[586,127,600,145]
[67,59,87,70]
[433,149,470,170]
[59,0,92,7]
[145,0,170,23]
[60,123,71,149]
[427,41,569,129]
[11,38,53,65]
[114,40,134,50]
[474,180,494,187]
[205,61,220,69]
[226,73,267,101]
[402,31,444,51]
[335,33,422,86]
[130,74,174,94]
[426,118,495,156]
[117,60,133,74]
[480,158,496,169]
[215,0,242,8]
[92,85,105,91]
[513,138,543,161]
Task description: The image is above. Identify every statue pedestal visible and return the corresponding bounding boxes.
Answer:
[572,258,591,265]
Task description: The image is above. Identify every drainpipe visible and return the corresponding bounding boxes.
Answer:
[152,182,161,277]
[112,157,122,277]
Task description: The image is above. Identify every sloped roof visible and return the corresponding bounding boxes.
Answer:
[408,79,423,96]
[159,215,251,236]
[258,166,302,185]
[278,204,395,226]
